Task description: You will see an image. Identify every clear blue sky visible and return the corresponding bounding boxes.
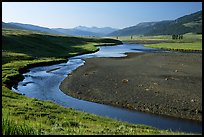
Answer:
[2,2,202,29]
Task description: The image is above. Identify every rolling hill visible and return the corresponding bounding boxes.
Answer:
[4,22,64,35]
[2,28,122,58]
[2,22,117,37]
[108,10,202,36]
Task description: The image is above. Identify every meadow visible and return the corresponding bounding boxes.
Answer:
[2,28,196,135]
[106,33,202,51]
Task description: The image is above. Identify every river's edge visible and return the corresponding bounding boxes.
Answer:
[4,59,68,90]
[5,46,105,90]
[123,40,202,52]
[60,52,202,122]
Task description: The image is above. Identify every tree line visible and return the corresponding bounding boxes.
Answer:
[172,34,183,40]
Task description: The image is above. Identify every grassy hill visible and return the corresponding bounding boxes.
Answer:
[2,22,65,35]
[108,10,202,36]
[2,28,122,60]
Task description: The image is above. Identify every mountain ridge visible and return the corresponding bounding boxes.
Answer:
[108,10,202,36]
[2,22,117,37]
[2,10,202,37]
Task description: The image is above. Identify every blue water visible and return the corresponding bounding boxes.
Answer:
[12,44,202,134]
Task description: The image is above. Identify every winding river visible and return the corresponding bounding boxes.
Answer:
[12,43,202,134]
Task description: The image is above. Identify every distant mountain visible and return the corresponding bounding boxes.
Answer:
[52,26,118,36]
[7,22,64,35]
[2,22,117,37]
[74,26,118,35]
[2,22,96,36]
[3,10,201,37]
[2,22,25,30]
[52,28,101,37]
[108,10,202,36]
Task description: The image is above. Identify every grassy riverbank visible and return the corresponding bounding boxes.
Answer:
[145,42,201,51]
[106,33,202,51]
[144,34,202,51]
[3,86,190,135]
[2,28,122,59]
[2,28,192,135]
[107,33,201,43]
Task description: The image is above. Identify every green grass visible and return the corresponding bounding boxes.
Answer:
[2,28,193,135]
[2,86,189,135]
[144,42,202,51]
[2,28,122,58]
[106,33,202,43]
[106,33,202,51]
[107,35,172,41]
[144,33,202,51]
[2,52,33,65]
[2,57,67,89]
[105,35,174,43]
[2,113,38,135]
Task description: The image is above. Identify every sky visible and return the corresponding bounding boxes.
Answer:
[2,2,202,29]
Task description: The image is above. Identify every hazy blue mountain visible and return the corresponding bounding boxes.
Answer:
[2,22,92,36]
[74,26,118,35]
[2,22,26,30]
[107,21,168,36]
[52,28,101,36]
[7,22,64,35]
[2,22,116,37]
[52,26,118,36]
[3,10,201,37]
[108,10,202,36]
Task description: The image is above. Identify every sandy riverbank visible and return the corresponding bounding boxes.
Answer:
[60,52,202,122]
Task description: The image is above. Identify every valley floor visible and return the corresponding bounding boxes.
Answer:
[60,52,202,122]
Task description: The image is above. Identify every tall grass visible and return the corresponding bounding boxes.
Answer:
[2,116,37,135]
[106,33,202,45]
[144,42,202,50]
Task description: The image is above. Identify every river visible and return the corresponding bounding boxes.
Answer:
[12,43,202,134]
